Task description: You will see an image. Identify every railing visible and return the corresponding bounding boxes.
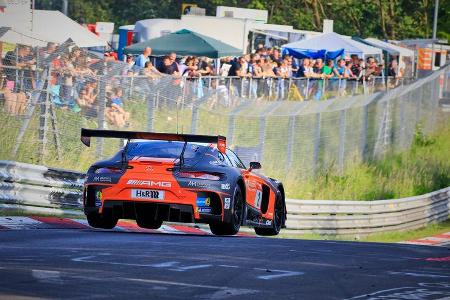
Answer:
[112,74,414,103]
[1,160,448,237]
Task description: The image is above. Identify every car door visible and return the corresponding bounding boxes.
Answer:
[225,149,262,212]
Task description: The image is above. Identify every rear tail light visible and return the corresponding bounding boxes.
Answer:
[177,171,220,181]
[94,167,122,174]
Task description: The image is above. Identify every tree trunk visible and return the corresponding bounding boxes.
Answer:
[311,0,322,30]
[378,0,388,38]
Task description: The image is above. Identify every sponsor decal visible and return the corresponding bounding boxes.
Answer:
[188,181,210,189]
[93,176,112,183]
[221,183,230,190]
[255,190,262,209]
[198,207,212,213]
[196,197,211,207]
[209,160,221,166]
[95,191,102,207]
[265,220,272,226]
[224,198,231,209]
[127,180,171,188]
[145,166,154,172]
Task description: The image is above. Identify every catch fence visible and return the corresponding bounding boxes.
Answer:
[0,42,448,183]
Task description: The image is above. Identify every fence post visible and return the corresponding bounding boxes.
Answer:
[38,67,53,163]
[360,104,369,161]
[259,116,266,163]
[286,115,296,170]
[338,109,347,172]
[191,103,199,134]
[96,73,107,160]
[147,91,157,131]
[305,78,310,100]
[227,115,235,146]
[312,112,321,175]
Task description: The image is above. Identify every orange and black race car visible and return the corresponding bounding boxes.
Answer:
[80,128,287,236]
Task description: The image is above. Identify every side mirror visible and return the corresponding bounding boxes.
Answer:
[249,161,261,171]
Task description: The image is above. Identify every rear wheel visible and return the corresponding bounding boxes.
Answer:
[254,192,283,236]
[136,217,163,229]
[210,185,244,236]
[86,211,118,229]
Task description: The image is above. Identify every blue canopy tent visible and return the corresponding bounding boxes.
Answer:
[282,32,382,60]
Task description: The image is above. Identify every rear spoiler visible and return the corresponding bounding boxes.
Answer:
[80,128,227,153]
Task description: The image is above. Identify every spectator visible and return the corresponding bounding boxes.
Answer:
[136,47,152,68]
[275,59,290,78]
[297,58,314,78]
[105,87,130,128]
[182,56,199,78]
[123,54,138,75]
[313,58,324,76]
[335,59,346,78]
[350,55,361,77]
[157,54,179,75]
[270,48,282,64]
[322,59,337,78]
[344,61,356,79]
[227,57,243,77]
[141,61,160,79]
[388,60,398,78]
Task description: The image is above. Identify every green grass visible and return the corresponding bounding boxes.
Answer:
[277,219,450,243]
[281,119,450,200]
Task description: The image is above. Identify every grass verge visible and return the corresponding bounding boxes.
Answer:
[283,119,450,200]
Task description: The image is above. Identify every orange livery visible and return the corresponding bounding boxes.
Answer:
[81,128,286,236]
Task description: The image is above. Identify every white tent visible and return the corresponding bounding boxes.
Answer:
[0,27,49,47]
[364,38,414,58]
[0,10,106,48]
[282,32,382,59]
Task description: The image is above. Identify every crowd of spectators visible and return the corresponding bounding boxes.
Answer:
[1,41,407,122]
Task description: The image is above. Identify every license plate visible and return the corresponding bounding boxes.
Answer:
[131,189,164,200]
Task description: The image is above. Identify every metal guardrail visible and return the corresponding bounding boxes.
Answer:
[0,161,84,216]
[0,160,448,236]
[285,188,450,236]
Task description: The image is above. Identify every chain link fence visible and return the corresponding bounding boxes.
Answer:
[0,42,448,183]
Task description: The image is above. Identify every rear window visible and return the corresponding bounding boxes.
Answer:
[125,141,208,163]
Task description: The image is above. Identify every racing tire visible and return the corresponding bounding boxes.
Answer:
[254,192,283,236]
[209,185,244,236]
[86,212,118,229]
[136,218,163,230]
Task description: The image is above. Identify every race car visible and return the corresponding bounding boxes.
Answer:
[80,128,287,236]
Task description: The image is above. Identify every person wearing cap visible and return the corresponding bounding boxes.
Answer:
[122,54,138,75]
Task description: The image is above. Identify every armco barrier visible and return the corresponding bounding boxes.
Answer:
[0,160,448,236]
[285,188,450,236]
[0,161,84,216]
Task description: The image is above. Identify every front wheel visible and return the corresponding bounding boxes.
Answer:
[209,185,244,236]
[254,192,284,236]
[86,211,118,229]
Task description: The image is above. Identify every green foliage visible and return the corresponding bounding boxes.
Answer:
[283,120,450,200]
[35,0,450,40]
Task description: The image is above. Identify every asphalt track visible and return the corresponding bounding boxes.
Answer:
[0,229,449,300]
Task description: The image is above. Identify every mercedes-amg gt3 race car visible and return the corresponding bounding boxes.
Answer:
[81,128,287,236]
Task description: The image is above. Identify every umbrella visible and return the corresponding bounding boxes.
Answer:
[124,29,243,58]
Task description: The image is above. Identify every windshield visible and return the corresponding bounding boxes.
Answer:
[125,140,208,163]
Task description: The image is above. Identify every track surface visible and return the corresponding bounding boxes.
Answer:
[0,229,449,300]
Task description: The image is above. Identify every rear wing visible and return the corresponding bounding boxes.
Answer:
[80,128,227,153]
